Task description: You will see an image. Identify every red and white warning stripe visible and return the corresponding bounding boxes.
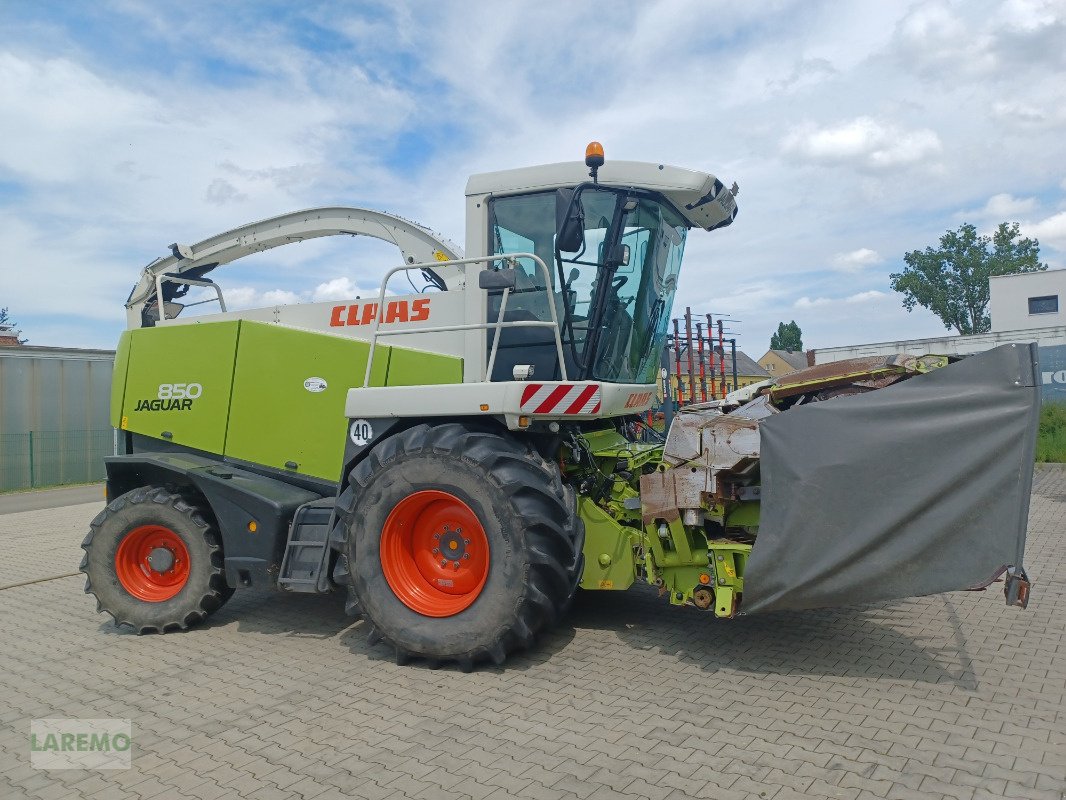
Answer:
[519,383,601,415]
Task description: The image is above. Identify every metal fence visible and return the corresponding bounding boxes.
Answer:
[0,429,113,492]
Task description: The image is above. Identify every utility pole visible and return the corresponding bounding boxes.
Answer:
[684,308,696,407]
[672,319,683,407]
[717,318,727,397]
[695,321,707,402]
[728,338,738,391]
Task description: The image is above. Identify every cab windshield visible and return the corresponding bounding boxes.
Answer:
[488,188,687,384]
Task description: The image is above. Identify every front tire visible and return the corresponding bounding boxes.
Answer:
[339,423,583,669]
[81,486,233,633]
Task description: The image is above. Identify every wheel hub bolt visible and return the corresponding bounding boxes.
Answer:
[432,548,439,555]
[440,559,447,567]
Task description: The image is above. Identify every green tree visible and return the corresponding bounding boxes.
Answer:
[0,307,26,344]
[890,222,1046,335]
[770,320,803,351]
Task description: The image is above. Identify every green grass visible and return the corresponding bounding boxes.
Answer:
[1036,402,1066,463]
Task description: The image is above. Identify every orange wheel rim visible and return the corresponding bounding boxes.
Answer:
[114,525,191,602]
[380,490,490,617]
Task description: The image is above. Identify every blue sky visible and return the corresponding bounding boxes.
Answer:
[1,0,1065,353]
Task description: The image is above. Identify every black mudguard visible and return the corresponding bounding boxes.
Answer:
[744,343,1040,613]
[104,453,322,589]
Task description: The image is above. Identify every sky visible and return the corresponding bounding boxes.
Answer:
[1,0,1065,355]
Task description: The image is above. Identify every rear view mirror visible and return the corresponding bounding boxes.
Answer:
[555,188,585,253]
[479,268,517,291]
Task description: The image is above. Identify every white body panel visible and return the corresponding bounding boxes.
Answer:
[345,381,656,430]
[162,291,468,359]
[463,199,489,383]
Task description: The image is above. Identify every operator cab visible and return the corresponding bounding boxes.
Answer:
[466,144,739,384]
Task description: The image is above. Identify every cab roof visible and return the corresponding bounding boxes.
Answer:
[465,160,738,232]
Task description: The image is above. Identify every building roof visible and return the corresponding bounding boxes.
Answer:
[810,326,1066,363]
[0,344,115,361]
[0,324,20,347]
[669,348,769,378]
[989,267,1066,282]
[764,349,808,370]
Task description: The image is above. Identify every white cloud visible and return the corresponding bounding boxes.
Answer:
[0,48,409,234]
[225,287,302,310]
[997,0,1062,30]
[0,54,155,185]
[980,193,1038,219]
[958,193,1041,227]
[1024,211,1066,250]
[219,277,384,311]
[781,117,942,171]
[795,289,887,310]
[896,1,967,41]
[832,248,882,272]
[891,0,1066,82]
[891,2,997,77]
[311,277,376,302]
[767,57,838,93]
[204,179,248,206]
[990,101,1066,130]
[845,290,888,303]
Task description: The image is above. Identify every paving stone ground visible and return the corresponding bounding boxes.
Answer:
[1,468,1064,800]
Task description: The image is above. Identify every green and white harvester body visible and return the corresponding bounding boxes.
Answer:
[82,145,1037,668]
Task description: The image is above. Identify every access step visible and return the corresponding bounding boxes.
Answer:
[277,498,336,593]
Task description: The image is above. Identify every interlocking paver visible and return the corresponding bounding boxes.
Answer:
[1,464,1065,799]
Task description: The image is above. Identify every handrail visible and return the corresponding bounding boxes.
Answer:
[362,252,568,387]
[153,274,227,320]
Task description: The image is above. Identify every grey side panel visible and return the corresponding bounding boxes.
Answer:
[104,453,322,588]
[744,344,1039,614]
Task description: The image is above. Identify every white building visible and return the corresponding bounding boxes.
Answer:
[808,271,1066,401]
[989,268,1066,332]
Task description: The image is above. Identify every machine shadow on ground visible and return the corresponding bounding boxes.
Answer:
[88,589,353,639]
[562,584,979,688]
[86,579,980,686]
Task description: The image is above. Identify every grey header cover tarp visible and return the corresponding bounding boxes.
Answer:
[743,343,1039,614]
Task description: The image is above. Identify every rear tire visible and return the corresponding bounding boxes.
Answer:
[80,486,233,633]
[339,423,583,669]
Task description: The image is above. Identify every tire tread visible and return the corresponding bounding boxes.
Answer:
[343,423,584,668]
[80,486,232,634]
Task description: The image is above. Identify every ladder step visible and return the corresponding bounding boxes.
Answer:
[278,500,336,592]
